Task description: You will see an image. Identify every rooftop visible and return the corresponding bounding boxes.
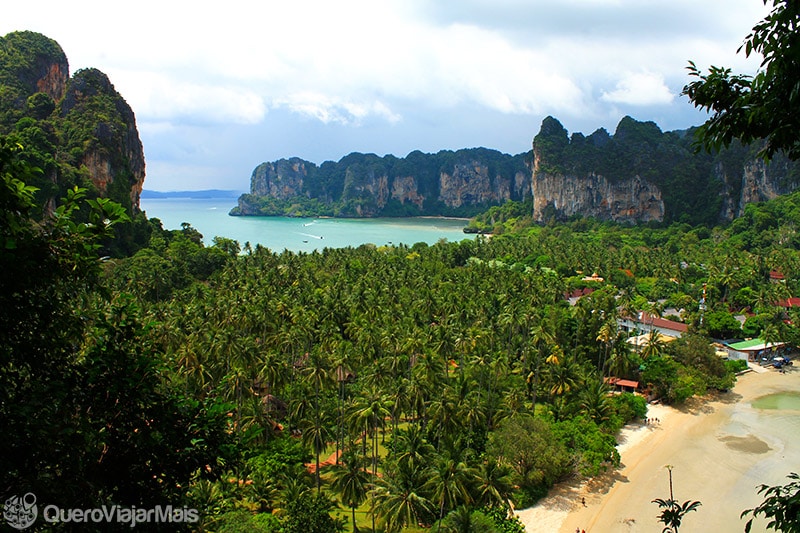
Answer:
[726,338,785,351]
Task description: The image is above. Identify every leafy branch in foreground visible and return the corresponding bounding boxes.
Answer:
[742,472,800,533]
[683,0,800,160]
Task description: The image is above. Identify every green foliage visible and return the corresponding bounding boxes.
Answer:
[465,199,533,234]
[703,310,744,339]
[482,506,526,533]
[668,334,736,391]
[282,493,344,533]
[438,506,498,533]
[235,148,530,218]
[725,358,750,373]
[246,436,311,481]
[1,32,150,256]
[684,1,800,160]
[652,497,702,532]
[487,415,571,505]
[215,510,281,533]
[553,417,620,477]
[652,466,702,532]
[742,472,800,533]
[611,392,649,423]
[1,138,236,516]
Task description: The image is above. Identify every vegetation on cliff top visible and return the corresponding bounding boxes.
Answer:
[0,30,150,256]
[233,148,531,218]
[534,115,800,226]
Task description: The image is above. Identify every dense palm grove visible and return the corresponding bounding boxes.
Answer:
[6,130,800,530]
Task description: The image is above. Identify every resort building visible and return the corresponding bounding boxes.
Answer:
[723,338,786,362]
[618,311,688,339]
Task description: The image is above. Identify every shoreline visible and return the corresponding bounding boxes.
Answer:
[516,367,800,532]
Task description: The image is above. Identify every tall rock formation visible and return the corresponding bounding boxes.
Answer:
[530,116,799,225]
[59,68,146,211]
[0,31,145,214]
[532,170,664,223]
[233,149,531,217]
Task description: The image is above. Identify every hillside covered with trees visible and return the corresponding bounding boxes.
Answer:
[5,1,800,528]
[8,117,800,529]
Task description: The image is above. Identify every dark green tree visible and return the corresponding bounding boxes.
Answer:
[683,0,800,159]
[325,451,370,532]
[282,493,345,533]
[742,472,800,533]
[0,138,235,515]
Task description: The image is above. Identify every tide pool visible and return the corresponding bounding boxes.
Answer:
[140,197,474,252]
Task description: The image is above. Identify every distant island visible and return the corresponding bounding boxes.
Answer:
[141,189,243,199]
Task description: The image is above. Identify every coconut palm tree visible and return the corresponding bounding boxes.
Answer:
[371,461,434,533]
[326,451,370,532]
[473,458,514,509]
[641,329,667,360]
[393,424,435,473]
[424,444,477,523]
[348,386,391,533]
[579,380,613,425]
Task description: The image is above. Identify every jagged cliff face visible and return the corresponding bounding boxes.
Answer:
[391,176,425,208]
[59,68,146,211]
[35,58,67,102]
[531,151,664,223]
[251,158,309,199]
[714,155,799,221]
[1,32,145,213]
[439,161,510,207]
[737,158,798,216]
[236,149,531,217]
[530,115,800,225]
[0,31,68,107]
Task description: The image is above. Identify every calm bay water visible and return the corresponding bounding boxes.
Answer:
[140,197,473,252]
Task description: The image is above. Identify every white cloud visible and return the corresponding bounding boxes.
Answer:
[600,72,675,106]
[109,70,266,125]
[0,0,777,190]
[272,92,402,125]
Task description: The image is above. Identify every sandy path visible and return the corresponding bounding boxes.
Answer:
[516,367,800,533]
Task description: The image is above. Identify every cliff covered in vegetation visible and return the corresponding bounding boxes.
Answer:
[238,115,800,226]
[232,149,531,218]
[532,116,800,226]
[0,31,145,217]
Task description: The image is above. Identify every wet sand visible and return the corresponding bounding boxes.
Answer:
[516,367,800,533]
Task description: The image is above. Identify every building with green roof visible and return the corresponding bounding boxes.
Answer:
[725,338,786,362]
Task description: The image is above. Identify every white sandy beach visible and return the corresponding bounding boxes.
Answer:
[516,366,800,533]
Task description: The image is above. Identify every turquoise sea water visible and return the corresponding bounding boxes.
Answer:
[140,197,473,252]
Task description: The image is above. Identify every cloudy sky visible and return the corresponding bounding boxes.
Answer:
[2,0,771,191]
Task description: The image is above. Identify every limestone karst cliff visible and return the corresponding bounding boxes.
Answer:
[60,68,146,211]
[233,149,531,218]
[530,116,799,225]
[0,31,145,214]
[237,115,799,224]
[532,165,665,224]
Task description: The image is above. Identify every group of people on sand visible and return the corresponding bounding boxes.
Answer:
[645,417,660,425]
